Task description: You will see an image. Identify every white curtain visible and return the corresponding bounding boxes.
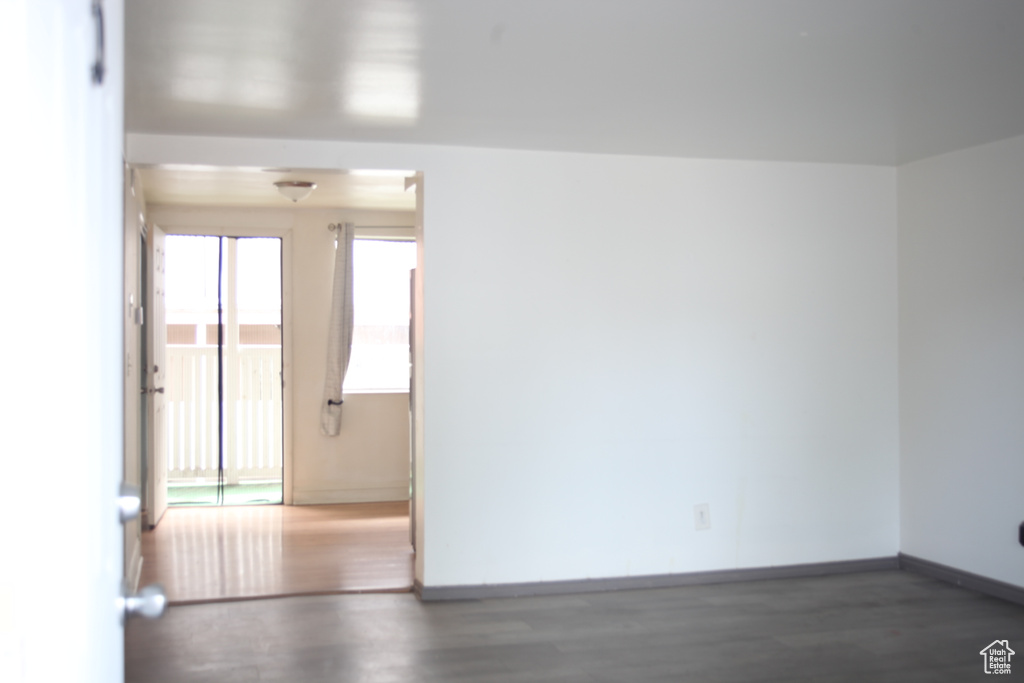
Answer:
[320,223,355,435]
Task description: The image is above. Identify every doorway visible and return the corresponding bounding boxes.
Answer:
[163,235,285,506]
[128,163,422,603]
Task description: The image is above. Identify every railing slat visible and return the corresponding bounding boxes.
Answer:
[166,346,282,484]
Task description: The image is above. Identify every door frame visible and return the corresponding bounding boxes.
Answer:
[145,223,296,504]
[411,174,425,584]
[145,223,169,524]
[118,161,424,588]
[123,165,145,582]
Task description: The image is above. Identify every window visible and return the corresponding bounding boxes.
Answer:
[344,239,417,392]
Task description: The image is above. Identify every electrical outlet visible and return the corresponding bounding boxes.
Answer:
[694,503,711,531]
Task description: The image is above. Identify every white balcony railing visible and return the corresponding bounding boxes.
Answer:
[166,346,283,483]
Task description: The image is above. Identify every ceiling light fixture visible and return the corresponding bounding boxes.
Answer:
[274,180,317,202]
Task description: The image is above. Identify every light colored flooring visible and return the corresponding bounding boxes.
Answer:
[139,501,413,604]
[125,569,1024,682]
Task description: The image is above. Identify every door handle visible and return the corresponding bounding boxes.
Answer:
[140,387,165,394]
[118,581,167,623]
[117,482,141,524]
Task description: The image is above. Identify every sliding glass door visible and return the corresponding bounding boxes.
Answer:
[163,236,283,505]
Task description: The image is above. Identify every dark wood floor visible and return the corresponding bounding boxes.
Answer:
[125,569,1024,682]
[139,501,413,603]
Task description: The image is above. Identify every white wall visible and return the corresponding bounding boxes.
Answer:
[130,135,900,588]
[899,134,1024,589]
[291,391,411,505]
[147,204,413,506]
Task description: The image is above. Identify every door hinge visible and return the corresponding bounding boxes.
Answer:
[91,0,105,85]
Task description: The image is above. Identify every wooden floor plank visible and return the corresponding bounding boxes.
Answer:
[138,501,413,603]
[125,570,1024,683]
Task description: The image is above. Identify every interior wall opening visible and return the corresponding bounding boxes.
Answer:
[129,163,423,601]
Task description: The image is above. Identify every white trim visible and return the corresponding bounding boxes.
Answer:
[156,224,295,505]
[281,234,294,505]
[354,227,415,241]
[292,486,410,505]
[343,389,411,396]
[158,224,295,238]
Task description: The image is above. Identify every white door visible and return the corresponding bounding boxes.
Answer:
[148,225,169,526]
[0,1,127,682]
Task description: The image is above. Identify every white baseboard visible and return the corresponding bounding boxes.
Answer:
[292,485,409,505]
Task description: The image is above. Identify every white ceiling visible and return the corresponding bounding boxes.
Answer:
[136,165,417,210]
[126,0,1024,168]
